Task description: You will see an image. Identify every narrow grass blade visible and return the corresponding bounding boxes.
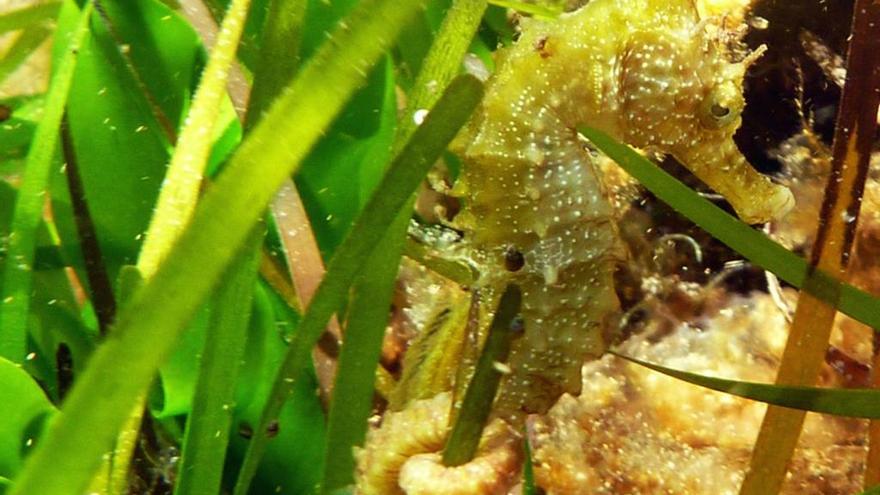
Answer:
[317,3,488,484]
[174,230,262,495]
[137,0,253,279]
[404,236,476,285]
[59,114,116,334]
[315,5,489,464]
[176,0,251,119]
[443,284,521,466]
[113,2,255,492]
[233,75,484,495]
[0,24,53,84]
[10,0,425,492]
[0,2,61,34]
[741,1,880,492]
[174,0,294,486]
[271,180,342,402]
[579,126,880,331]
[614,351,880,418]
[247,0,344,404]
[244,0,306,132]
[320,208,410,493]
[394,0,486,153]
[0,0,93,363]
[522,435,537,495]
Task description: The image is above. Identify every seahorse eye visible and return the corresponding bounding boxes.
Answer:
[710,103,730,118]
[699,94,739,129]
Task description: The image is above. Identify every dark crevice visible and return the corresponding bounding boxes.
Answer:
[55,343,74,400]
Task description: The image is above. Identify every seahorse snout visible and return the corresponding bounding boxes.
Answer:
[675,139,794,224]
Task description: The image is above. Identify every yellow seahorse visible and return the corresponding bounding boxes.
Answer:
[453,0,792,418]
[357,0,792,490]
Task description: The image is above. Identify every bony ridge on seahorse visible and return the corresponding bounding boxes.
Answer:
[357,0,793,491]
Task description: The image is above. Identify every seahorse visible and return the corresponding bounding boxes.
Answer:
[357,0,792,490]
[443,0,794,418]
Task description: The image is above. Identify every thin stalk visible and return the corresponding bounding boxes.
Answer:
[243,0,345,404]
[403,236,476,286]
[317,2,488,487]
[320,208,411,493]
[177,0,250,118]
[581,126,880,331]
[612,351,880,418]
[243,0,306,131]
[109,1,255,493]
[258,247,302,313]
[137,0,253,279]
[232,75,483,495]
[173,229,262,495]
[271,179,343,403]
[739,1,880,493]
[91,0,178,144]
[10,1,427,492]
[60,113,116,335]
[522,435,537,495]
[442,284,520,466]
[0,0,93,363]
[394,0,487,153]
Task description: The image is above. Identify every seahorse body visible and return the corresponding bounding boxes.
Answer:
[452,0,794,417]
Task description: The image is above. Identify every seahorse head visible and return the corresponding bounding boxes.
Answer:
[617,11,793,224]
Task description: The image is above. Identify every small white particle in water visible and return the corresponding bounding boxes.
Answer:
[413,109,429,125]
[26,352,36,361]
[493,361,512,374]
[749,16,769,30]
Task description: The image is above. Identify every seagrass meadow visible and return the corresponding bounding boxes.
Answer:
[0,0,879,493]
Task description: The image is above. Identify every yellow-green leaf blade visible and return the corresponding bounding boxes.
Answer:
[10,0,426,492]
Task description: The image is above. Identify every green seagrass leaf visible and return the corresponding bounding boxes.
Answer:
[614,351,880,418]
